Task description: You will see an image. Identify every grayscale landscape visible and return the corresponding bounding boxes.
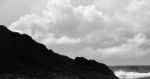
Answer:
[0,0,150,79]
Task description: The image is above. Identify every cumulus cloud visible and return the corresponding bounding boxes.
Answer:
[78,33,149,59]
[42,35,81,45]
[9,0,150,65]
[0,0,49,26]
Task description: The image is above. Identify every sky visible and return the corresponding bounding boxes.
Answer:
[1,0,150,65]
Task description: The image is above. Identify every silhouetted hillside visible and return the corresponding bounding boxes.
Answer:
[0,25,118,79]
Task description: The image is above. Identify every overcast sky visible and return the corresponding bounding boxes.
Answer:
[1,0,150,65]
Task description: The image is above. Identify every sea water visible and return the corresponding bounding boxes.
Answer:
[114,70,150,79]
[110,66,150,79]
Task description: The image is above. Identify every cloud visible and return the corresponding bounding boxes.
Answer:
[0,0,7,5]
[0,0,49,26]
[42,34,81,45]
[77,33,150,59]
[95,0,130,13]
[9,0,150,65]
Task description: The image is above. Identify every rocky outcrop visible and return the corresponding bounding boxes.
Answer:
[0,25,118,79]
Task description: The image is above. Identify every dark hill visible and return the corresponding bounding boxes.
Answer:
[0,25,118,79]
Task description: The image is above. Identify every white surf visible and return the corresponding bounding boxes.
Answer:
[114,70,150,79]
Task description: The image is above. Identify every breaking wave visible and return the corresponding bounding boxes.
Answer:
[114,70,150,79]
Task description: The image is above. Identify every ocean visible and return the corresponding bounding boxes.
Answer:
[110,66,150,79]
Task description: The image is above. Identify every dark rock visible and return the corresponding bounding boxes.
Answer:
[0,25,118,79]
